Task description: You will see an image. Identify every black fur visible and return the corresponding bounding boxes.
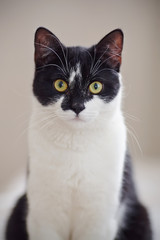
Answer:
[117,202,152,240]
[116,153,152,239]
[5,195,28,240]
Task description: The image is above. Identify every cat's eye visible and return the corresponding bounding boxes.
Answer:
[89,81,103,94]
[54,79,68,92]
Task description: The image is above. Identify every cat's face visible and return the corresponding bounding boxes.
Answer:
[33,28,123,129]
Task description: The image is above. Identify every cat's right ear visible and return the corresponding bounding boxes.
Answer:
[34,27,63,67]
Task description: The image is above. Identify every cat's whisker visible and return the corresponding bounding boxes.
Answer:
[92,75,109,82]
[92,68,117,78]
[36,64,67,78]
[92,54,119,76]
[126,122,143,155]
[48,33,70,73]
[91,47,109,74]
[92,51,120,75]
[36,113,58,122]
[15,114,58,143]
[35,43,67,75]
[124,112,140,122]
[37,119,56,132]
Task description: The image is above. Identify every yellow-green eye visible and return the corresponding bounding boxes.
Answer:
[89,81,103,94]
[54,79,68,92]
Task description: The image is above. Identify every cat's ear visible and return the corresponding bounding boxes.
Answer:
[95,29,124,71]
[34,27,63,67]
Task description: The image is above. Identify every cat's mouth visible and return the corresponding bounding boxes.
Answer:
[66,111,99,125]
[56,109,99,127]
[69,114,97,126]
[72,116,85,122]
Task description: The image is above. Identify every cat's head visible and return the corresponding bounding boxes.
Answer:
[33,27,124,129]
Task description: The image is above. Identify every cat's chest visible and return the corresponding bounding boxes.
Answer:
[28,121,126,194]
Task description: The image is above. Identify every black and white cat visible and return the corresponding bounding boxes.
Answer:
[6,27,152,240]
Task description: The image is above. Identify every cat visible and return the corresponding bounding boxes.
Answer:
[6,27,152,240]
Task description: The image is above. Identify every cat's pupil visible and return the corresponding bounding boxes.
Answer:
[59,81,63,88]
[94,83,98,90]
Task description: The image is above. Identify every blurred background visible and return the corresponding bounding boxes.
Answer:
[0,0,160,239]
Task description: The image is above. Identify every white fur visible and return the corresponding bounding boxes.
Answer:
[75,62,81,77]
[69,63,81,86]
[27,74,127,240]
[69,70,76,84]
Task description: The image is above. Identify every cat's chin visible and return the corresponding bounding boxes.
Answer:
[64,116,96,129]
[54,109,98,129]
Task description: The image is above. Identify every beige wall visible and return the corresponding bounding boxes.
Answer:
[0,0,160,188]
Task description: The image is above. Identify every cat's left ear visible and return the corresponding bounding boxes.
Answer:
[34,27,64,67]
[95,29,124,72]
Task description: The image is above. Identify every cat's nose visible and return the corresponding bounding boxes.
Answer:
[71,102,85,115]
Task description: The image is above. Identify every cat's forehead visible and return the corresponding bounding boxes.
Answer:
[69,62,82,84]
[67,46,93,86]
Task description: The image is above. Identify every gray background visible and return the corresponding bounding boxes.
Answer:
[0,0,160,239]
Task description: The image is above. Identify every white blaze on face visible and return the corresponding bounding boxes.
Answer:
[69,62,82,86]
[75,62,81,77]
[69,70,76,84]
